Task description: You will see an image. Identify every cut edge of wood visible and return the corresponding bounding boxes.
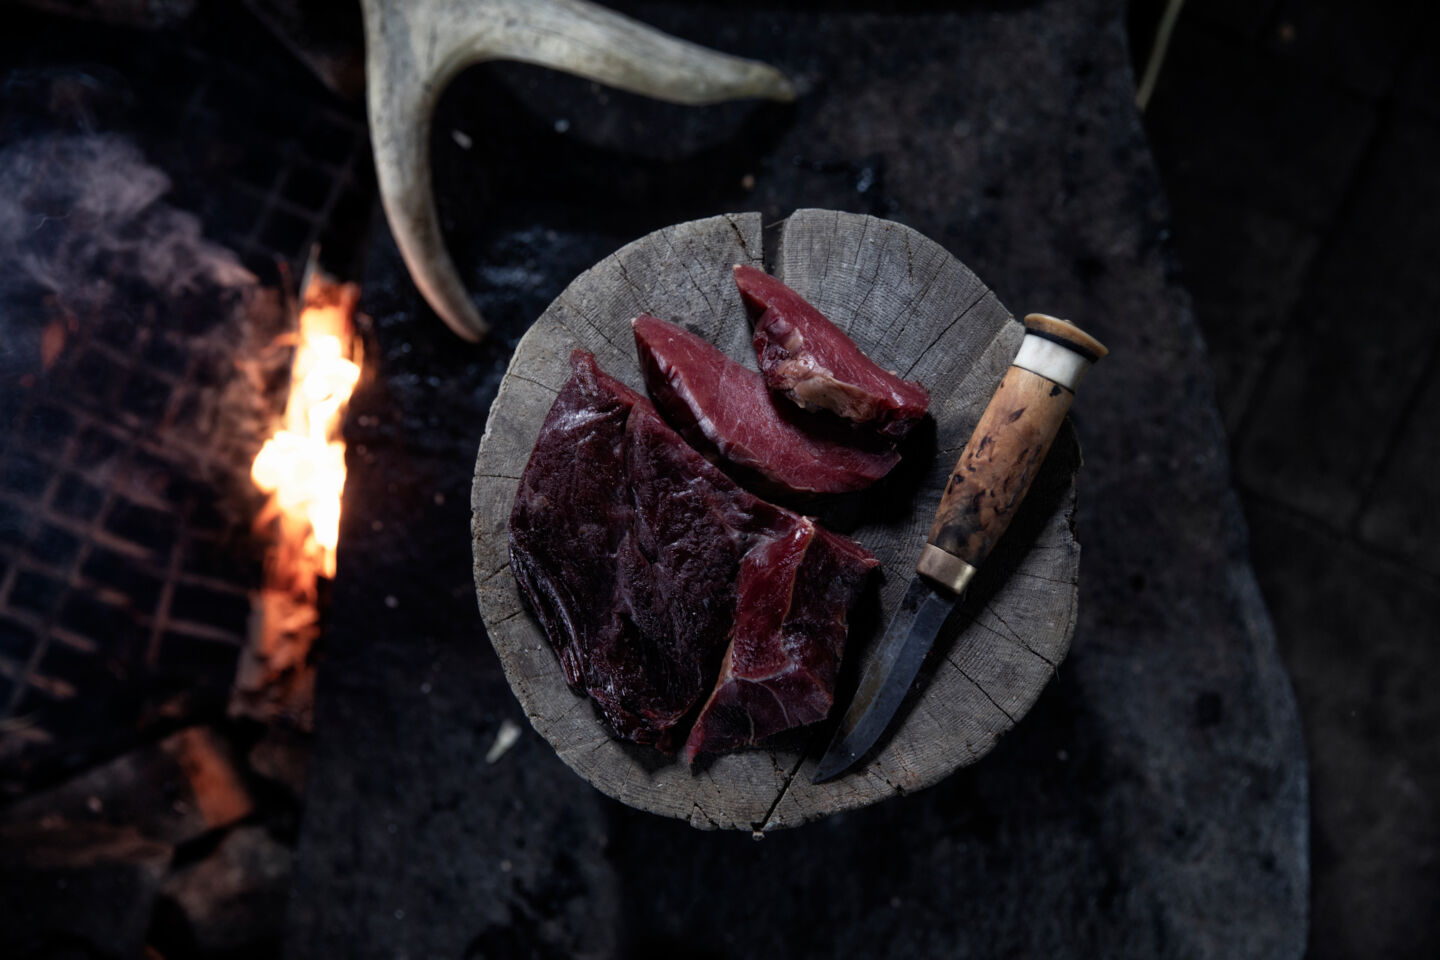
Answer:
[472,210,1083,831]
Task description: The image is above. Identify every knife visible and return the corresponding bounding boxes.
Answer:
[812,313,1107,783]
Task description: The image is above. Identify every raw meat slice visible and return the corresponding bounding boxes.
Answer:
[684,520,878,762]
[734,264,931,438]
[632,313,900,496]
[508,350,873,752]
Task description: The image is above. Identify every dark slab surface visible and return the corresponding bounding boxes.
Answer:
[1235,114,1440,527]
[1263,0,1428,98]
[286,1,1307,957]
[1142,27,1376,229]
[1246,505,1439,960]
[1139,5,1440,955]
[1158,191,1318,433]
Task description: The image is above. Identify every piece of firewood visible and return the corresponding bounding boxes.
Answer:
[471,210,1081,831]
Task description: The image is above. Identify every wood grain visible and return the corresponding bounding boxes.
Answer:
[927,366,1075,568]
[471,210,1082,830]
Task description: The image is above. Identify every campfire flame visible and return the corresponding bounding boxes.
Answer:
[235,268,361,731]
[251,275,361,583]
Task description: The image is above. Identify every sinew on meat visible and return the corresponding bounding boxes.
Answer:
[684,518,877,762]
[509,350,876,754]
[632,313,900,496]
[734,264,930,438]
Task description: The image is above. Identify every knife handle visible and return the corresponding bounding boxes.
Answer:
[917,313,1107,593]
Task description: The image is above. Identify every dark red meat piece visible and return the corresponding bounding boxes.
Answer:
[734,264,931,438]
[632,313,900,496]
[684,519,878,762]
[509,350,873,753]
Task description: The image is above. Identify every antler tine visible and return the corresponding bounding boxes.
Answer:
[362,0,795,342]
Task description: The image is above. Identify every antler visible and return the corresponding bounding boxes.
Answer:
[362,0,795,341]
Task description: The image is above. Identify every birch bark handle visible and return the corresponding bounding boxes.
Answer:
[917,313,1108,593]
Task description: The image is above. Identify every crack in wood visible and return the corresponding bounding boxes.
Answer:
[955,606,1057,669]
[982,604,1059,668]
[1013,570,1079,586]
[886,248,945,337]
[557,295,622,353]
[558,736,612,766]
[504,372,559,394]
[724,213,757,264]
[538,695,592,733]
[945,653,1018,723]
[690,801,721,830]
[478,560,512,584]
[758,747,810,833]
[874,767,907,796]
[851,216,871,266]
[658,229,721,319]
[613,257,646,303]
[902,285,993,378]
[849,231,904,339]
[820,212,839,283]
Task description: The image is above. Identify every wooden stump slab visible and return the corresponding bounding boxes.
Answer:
[471,209,1081,831]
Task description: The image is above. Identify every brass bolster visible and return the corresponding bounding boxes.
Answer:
[916,544,978,594]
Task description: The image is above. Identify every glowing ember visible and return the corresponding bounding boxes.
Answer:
[251,280,361,580]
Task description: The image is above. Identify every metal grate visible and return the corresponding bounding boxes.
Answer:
[0,261,282,786]
[0,2,374,285]
[188,71,371,278]
[0,2,375,791]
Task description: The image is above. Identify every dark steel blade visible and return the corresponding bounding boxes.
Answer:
[811,576,958,783]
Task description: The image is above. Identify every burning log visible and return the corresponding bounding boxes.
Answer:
[232,262,361,729]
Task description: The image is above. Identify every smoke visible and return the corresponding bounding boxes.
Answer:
[0,132,287,513]
[0,133,255,316]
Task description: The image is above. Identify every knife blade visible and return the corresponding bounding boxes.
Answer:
[812,313,1107,784]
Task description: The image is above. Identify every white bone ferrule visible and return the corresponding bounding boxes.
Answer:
[1012,332,1093,391]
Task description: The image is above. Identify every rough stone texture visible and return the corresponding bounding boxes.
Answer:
[1160,192,1318,433]
[288,0,1306,956]
[1246,505,1440,959]
[1358,361,1440,577]
[1236,116,1440,527]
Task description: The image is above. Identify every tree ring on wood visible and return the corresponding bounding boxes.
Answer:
[471,209,1082,831]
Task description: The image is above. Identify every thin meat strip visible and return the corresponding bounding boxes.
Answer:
[734,264,930,438]
[632,313,900,496]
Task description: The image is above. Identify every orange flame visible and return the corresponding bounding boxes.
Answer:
[251,281,361,580]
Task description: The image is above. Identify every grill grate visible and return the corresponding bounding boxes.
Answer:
[0,2,374,791]
[0,268,281,783]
